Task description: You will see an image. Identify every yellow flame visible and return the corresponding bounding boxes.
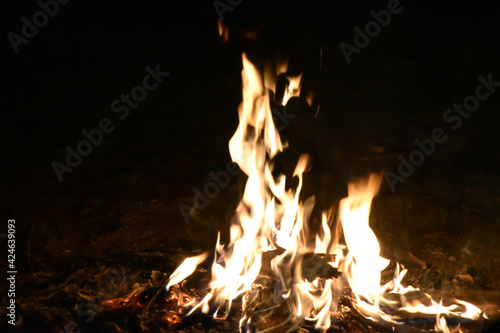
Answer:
[340,174,389,301]
[166,53,485,332]
[338,174,482,331]
[166,252,208,290]
[281,74,303,106]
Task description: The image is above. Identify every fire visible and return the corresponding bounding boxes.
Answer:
[217,19,229,43]
[338,175,482,330]
[340,173,390,302]
[166,53,485,332]
[166,252,208,290]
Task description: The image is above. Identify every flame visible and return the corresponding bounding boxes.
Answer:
[193,54,318,325]
[340,174,389,302]
[166,53,485,332]
[166,252,208,290]
[338,174,482,331]
[281,73,303,106]
[217,19,229,43]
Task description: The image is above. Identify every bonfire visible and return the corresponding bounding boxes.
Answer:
[152,53,488,333]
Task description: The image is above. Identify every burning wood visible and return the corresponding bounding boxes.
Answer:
[149,53,491,332]
[91,53,497,333]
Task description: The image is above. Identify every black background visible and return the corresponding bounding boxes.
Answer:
[2,0,500,331]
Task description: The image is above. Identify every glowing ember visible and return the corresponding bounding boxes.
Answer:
[165,53,484,332]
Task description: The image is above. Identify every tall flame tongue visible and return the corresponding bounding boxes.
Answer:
[339,174,482,331]
[167,53,483,332]
[340,174,391,311]
[197,52,282,316]
[189,53,337,329]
